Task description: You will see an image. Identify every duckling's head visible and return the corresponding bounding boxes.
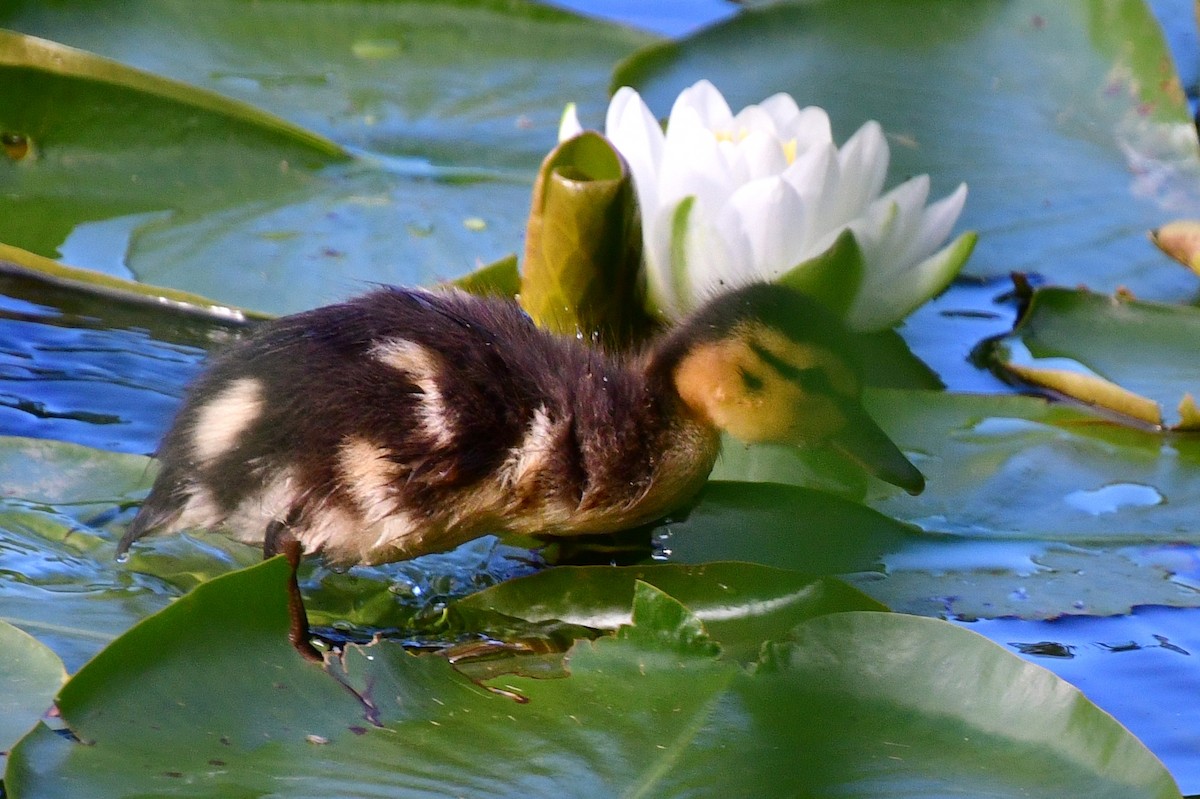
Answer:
[653,283,925,495]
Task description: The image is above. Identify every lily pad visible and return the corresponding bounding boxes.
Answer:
[455,562,885,662]
[725,389,1200,543]
[0,620,66,772]
[703,390,1200,618]
[0,1,656,315]
[0,29,344,260]
[6,560,1182,798]
[613,0,1200,301]
[659,480,918,574]
[988,286,1200,429]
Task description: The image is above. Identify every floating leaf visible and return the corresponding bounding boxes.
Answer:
[702,391,1200,619]
[0,620,66,772]
[0,28,345,258]
[660,480,917,573]
[0,242,266,323]
[8,561,1180,798]
[988,286,1200,429]
[455,562,885,662]
[0,1,655,314]
[613,0,1200,301]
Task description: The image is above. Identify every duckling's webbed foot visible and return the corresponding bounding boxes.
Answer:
[264,520,322,663]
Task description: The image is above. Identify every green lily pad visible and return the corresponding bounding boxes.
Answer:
[0,1,655,315]
[1,0,653,170]
[988,286,1200,429]
[0,29,345,260]
[703,390,1200,618]
[6,561,1180,798]
[455,562,885,662]
[0,620,66,772]
[0,242,266,324]
[661,480,918,574]
[613,0,1200,301]
[0,436,181,671]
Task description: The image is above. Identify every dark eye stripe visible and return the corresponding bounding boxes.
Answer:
[748,341,829,393]
[739,368,765,393]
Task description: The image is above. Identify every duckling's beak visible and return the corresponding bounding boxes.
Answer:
[831,404,925,495]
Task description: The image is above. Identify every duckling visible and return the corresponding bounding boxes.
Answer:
[118,282,923,659]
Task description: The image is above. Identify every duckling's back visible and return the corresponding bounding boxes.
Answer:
[119,287,718,566]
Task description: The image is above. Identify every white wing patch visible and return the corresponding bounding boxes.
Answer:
[337,436,400,524]
[503,404,555,489]
[191,377,265,465]
[371,338,455,447]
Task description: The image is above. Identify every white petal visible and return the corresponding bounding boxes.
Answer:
[671,79,733,131]
[831,121,890,224]
[681,197,741,313]
[660,107,733,211]
[846,231,975,332]
[726,176,809,279]
[605,87,665,216]
[757,93,804,134]
[558,103,583,142]
[731,105,779,139]
[789,106,834,150]
[783,140,836,205]
[904,182,969,269]
[730,129,789,184]
[869,175,931,264]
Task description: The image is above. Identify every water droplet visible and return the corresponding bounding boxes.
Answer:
[114,551,130,564]
[1064,482,1163,515]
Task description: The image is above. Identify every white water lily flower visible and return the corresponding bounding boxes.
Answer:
[559,80,974,332]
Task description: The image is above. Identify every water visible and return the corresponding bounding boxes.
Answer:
[0,274,217,454]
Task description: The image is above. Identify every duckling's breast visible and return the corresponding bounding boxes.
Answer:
[145,288,719,567]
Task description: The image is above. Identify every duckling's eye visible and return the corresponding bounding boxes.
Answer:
[748,342,833,394]
[739,368,765,394]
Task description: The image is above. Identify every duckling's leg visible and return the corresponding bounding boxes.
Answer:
[263,519,322,663]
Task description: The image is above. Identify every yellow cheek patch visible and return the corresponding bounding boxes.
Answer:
[673,338,850,444]
[672,324,861,446]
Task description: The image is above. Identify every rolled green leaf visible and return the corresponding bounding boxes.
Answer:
[520,131,650,350]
